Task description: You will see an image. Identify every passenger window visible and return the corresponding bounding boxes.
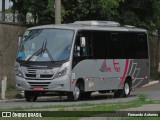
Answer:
[92,31,107,59]
[123,33,148,59]
[135,34,148,58]
[108,33,123,59]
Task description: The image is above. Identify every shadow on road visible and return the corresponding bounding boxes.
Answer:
[35,93,137,102]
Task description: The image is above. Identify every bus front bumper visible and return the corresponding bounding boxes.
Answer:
[15,75,71,92]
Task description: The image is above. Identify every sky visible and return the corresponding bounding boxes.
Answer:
[0,0,13,11]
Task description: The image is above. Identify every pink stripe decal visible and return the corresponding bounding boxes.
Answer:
[104,59,112,72]
[118,59,129,88]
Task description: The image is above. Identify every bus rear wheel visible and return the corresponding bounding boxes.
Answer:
[25,91,38,102]
[122,81,131,97]
[114,81,131,98]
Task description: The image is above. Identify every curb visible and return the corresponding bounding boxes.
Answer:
[142,80,159,87]
[0,98,25,103]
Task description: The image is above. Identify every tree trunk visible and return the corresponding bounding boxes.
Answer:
[55,0,61,24]
[2,0,5,21]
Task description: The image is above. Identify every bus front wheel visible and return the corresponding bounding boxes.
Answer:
[25,91,38,102]
[68,84,81,101]
[81,92,91,99]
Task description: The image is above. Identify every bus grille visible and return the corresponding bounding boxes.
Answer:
[25,74,36,78]
[25,74,53,79]
[27,82,51,87]
[25,68,54,80]
[28,68,36,74]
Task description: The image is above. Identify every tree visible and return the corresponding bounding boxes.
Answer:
[62,0,160,32]
[62,0,121,23]
[10,0,160,32]
[117,0,160,31]
[11,0,55,24]
[11,0,28,23]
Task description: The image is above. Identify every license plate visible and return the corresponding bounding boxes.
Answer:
[34,86,44,90]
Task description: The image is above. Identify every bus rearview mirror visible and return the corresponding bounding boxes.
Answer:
[80,37,86,47]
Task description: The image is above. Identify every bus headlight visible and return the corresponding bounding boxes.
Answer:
[15,63,24,78]
[54,67,68,78]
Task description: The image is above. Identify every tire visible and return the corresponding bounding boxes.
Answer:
[114,90,121,98]
[68,84,81,101]
[114,81,131,98]
[25,91,38,102]
[122,81,131,97]
[81,92,91,100]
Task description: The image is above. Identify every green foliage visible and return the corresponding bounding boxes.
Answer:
[138,94,148,102]
[10,0,160,32]
[150,67,160,80]
[123,117,160,120]
[62,0,121,22]
[117,0,160,31]
[11,0,55,24]
[61,0,88,23]
[47,0,55,12]
[98,0,120,19]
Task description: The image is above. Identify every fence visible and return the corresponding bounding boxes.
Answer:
[0,12,36,24]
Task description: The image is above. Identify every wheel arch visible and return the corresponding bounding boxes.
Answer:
[76,78,85,92]
[125,76,132,88]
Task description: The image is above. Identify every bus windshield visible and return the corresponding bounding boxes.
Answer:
[17,28,74,62]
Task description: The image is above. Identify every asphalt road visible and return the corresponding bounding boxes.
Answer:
[133,82,160,100]
[0,82,159,109]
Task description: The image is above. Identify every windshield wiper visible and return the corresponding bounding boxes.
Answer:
[27,42,44,61]
[27,41,54,62]
[43,41,54,62]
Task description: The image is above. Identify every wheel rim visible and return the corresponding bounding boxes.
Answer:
[124,83,130,95]
[73,86,80,100]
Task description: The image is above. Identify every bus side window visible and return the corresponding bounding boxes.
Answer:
[136,34,148,58]
[74,40,81,56]
[74,37,87,57]
[109,33,122,59]
[74,34,91,57]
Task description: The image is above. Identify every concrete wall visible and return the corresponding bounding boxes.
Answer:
[0,22,28,88]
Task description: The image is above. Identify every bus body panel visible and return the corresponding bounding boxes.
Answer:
[15,61,72,92]
[16,74,71,91]
[71,59,149,92]
[129,59,149,88]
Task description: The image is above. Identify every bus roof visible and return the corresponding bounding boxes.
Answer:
[27,21,147,33]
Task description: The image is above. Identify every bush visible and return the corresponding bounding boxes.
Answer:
[150,67,160,80]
